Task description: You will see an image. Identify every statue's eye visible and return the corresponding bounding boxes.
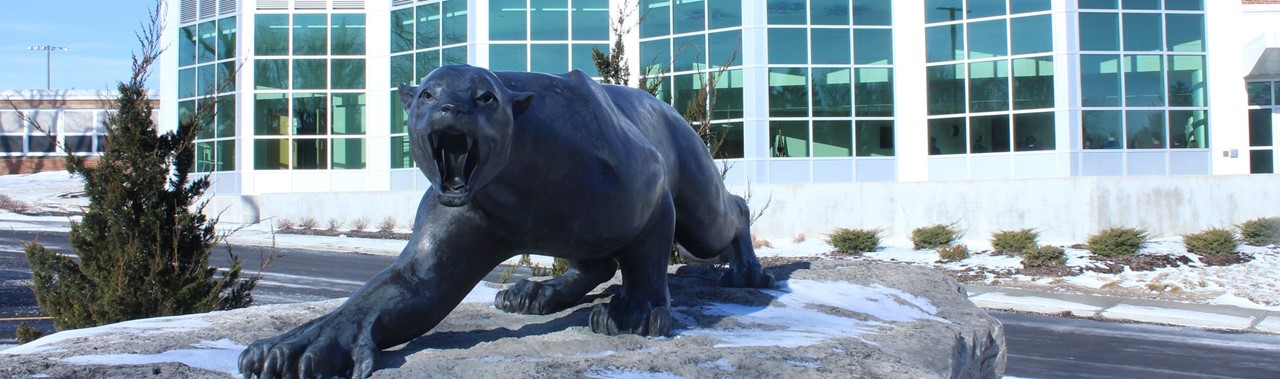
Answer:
[421,91,434,100]
[476,92,496,105]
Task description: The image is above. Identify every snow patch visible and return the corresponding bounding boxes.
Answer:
[58,339,245,375]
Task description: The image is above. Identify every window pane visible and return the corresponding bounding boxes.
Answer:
[767,0,807,25]
[640,39,670,75]
[640,0,670,37]
[196,141,214,172]
[1011,15,1051,55]
[926,24,964,62]
[255,14,289,56]
[1121,0,1159,10]
[1166,14,1204,52]
[855,67,894,117]
[292,59,327,90]
[332,93,366,135]
[1252,150,1275,174]
[811,29,850,64]
[967,0,1006,19]
[1126,109,1165,149]
[969,60,1009,112]
[1081,54,1121,106]
[1012,57,1054,109]
[768,28,807,65]
[812,68,852,117]
[179,68,196,99]
[216,139,235,171]
[1250,108,1273,147]
[218,61,237,92]
[853,0,892,25]
[490,44,527,72]
[331,14,365,55]
[293,93,328,135]
[255,94,288,136]
[442,0,467,45]
[28,135,56,153]
[1011,0,1051,14]
[1248,82,1273,106]
[574,0,609,39]
[391,8,414,53]
[216,95,235,138]
[1079,13,1119,51]
[391,90,407,135]
[443,46,467,65]
[197,65,216,96]
[970,114,1011,153]
[811,0,849,25]
[770,121,808,157]
[709,30,742,67]
[391,53,414,86]
[418,3,441,48]
[391,135,414,168]
[1167,55,1205,107]
[1123,13,1162,51]
[712,69,744,119]
[1082,110,1122,149]
[769,68,809,117]
[418,50,442,78]
[927,64,965,115]
[928,117,966,155]
[926,0,965,23]
[530,44,569,73]
[0,136,21,153]
[179,25,197,66]
[708,0,741,29]
[293,14,327,55]
[1168,109,1207,148]
[490,0,527,41]
[968,20,1007,58]
[198,21,217,63]
[254,139,289,169]
[1124,54,1164,107]
[673,0,706,33]
[854,28,893,65]
[672,72,702,116]
[332,138,366,169]
[67,136,94,154]
[531,0,569,40]
[855,120,895,156]
[218,17,237,60]
[332,59,365,89]
[813,120,853,157]
[711,123,744,158]
[1014,112,1055,151]
[1165,0,1202,11]
[294,139,328,169]
[674,35,705,71]
[1079,0,1117,9]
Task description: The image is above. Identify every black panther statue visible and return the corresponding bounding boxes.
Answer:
[239,65,775,378]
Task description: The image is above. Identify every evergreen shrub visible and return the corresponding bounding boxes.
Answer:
[937,244,970,262]
[991,228,1039,255]
[827,227,882,255]
[1237,217,1280,246]
[1182,228,1238,257]
[912,223,962,250]
[1022,245,1067,268]
[1086,227,1150,257]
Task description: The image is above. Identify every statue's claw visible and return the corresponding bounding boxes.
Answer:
[589,300,672,337]
[720,267,776,289]
[495,279,557,315]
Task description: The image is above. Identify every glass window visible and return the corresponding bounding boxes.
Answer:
[813,120,853,157]
[391,54,414,86]
[811,0,849,25]
[926,24,964,62]
[674,35,705,71]
[391,135,413,169]
[574,0,609,40]
[1168,109,1207,148]
[1079,0,1117,9]
[216,95,235,138]
[970,114,1011,153]
[531,0,569,40]
[179,68,196,99]
[673,0,706,34]
[768,28,807,65]
[216,140,235,171]
[61,111,94,134]
[179,25,197,66]
[490,0,527,41]
[294,138,328,169]
[418,3,441,49]
[1166,14,1204,52]
[641,0,670,37]
[968,20,1007,59]
[197,65,216,96]
[332,138,365,169]
[178,101,197,132]
[1013,112,1055,151]
[1081,54,1121,106]
[672,73,703,116]
[927,64,965,115]
[67,136,95,154]
[928,117,966,155]
[332,59,365,89]
[1252,151,1275,174]
[769,67,809,117]
[293,14,327,55]
[27,135,56,154]
[1167,55,1205,107]
[811,29,850,64]
[812,68,852,117]
[1248,82,1273,106]
[0,136,21,153]
[196,141,214,172]
[853,0,892,25]
[767,0,807,25]
[293,93,328,136]
[1123,54,1164,107]
[198,21,217,63]
[218,61,236,92]
[331,14,365,55]
[1165,0,1202,11]
[332,93,365,135]
[855,120,894,156]
[1121,0,1159,10]
[217,17,236,61]
[770,121,809,157]
[712,69,744,119]
[855,68,893,117]
[530,44,569,73]
[490,44,527,72]
[391,90,407,134]
[442,0,467,45]
[640,39,670,74]
[1249,108,1272,147]
[1122,13,1162,52]
[1082,110,1122,149]
[969,60,1009,112]
[711,123,744,158]
[572,44,606,76]
[853,29,892,65]
[926,0,965,23]
[1079,12,1119,51]
[967,0,1006,19]
[293,59,327,90]
[709,30,742,67]
[391,8,414,53]
[1011,0,1051,14]
[1011,15,1051,55]
[443,46,467,65]
[1126,109,1164,149]
[708,0,742,29]
[1012,57,1054,110]
[255,138,289,169]
[418,50,441,79]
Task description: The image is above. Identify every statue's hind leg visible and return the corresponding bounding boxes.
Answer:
[495,257,617,315]
[676,194,776,289]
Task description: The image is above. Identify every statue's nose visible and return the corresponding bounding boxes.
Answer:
[439,103,463,115]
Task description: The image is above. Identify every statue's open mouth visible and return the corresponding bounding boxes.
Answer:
[431,130,478,201]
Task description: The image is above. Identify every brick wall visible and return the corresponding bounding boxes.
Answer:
[1,157,99,175]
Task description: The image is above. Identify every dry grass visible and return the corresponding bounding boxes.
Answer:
[751,234,772,249]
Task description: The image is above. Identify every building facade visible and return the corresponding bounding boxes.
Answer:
[0,90,140,174]
[159,0,1280,241]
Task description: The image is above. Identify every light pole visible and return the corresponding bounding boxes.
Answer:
[28,45,69,90]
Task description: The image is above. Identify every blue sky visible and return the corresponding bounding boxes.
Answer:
[0,1,160,91]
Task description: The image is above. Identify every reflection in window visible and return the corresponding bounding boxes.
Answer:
[674,35,705,71]
[1083,110,1122,149]
[417,3,441,49]
[331,14,365,55]
[927,64,965,115]
[770,121,808,157]
[812,68,851,117]
[442,0,467,45]
[1081,55,1121,106]
[331,59,365,89]
[293,59,327,90]
[332,138,365,169]
[1012,57,1054,110]
[856,120,895,157]
[1079,13,1119,51]
[967,20,1007,59]
[531,44,569,73]
[1126,109,1165,149]
[810,29,850,64]
[928,117,966,155]
[294,139,328,169]
[767,0,807,25]
[293,14,328,55]
[710,123,744,158]
[768,28,807,65]
[673,0,706,34]
[711,69,744,119]
[925,24,964,62]
[967,0,1006,19]
[926,0,965,23]
[1248,82,1272,106]
[969,60,1009,112]
[490,0,527,41]
[490,45,527,71]
[531,0,568,40]
[254,94,288,136]
[708,30,741,67]
[1013,112,1055,151]
[1123,54,1164,107]
[810,0,848,25]
[813,120,852,157]
[854,0,892,25]
[769,68,809,117]
[1250,108,1272,147]
[254,139,289,169]
[1011,15,1051,55]
[855,68,893,117]
[332,94,365,135]
[1167,55,1205,107]
[708,0,742,29]
[969,115,1010,153]
[640,0,670,37]
[1122,13,1162,52]
[573,0,609,39]
[1167,109,1206,149]
[256,15,289,56]
[1166,13,1204,52]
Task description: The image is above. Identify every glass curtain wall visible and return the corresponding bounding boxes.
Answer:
[179,13,238,172]
[1246,81,1277,174]
[488,0,609,75]
[390,0,468,169]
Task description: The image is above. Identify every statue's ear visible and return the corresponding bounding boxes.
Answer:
[398,84,416,108]
[510,91,534,118]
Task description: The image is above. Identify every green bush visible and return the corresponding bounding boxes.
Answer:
[1022,245,1067,268]
[990,228,1039,255]
[1182,228,1238,257]
[912,223,962,250]
[1085,227,1150,257]
[827,227,883,255]
[552,258,569,276]
[16,322,44,344]
[1237,217,1280,246]
[937,244,969,262]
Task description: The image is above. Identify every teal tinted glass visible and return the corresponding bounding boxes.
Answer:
[711,123,744,158]
[331,14,365,55]
[417,3,441,48]
[255,59,287,90]
[1079,13,1119,51]
[390,90,407,135]
[767,0,806,25]
[671,72,699,115]
[709,30,742,67]
[925,24,964,62]
[712,69,744,119]
[927,64,965,115]
[673,0,706,34]
[1123,13,1162,51]
[530,44,569,73]
[969,115,1010,153]
[391,135,413,168]
[418,50,441,77]
[855,120,894,157]
[967,0,1006,19]
[179,25,197,66]
[442,0,467,45]
[1126,109,1165,149]
[768,67,809,117]
[1078,0,1117,9]
[217,17,236,60]
[573,0,609,40]
[1248,82,1272,106]
[855,68,893,117]
[198,21,216,63]
[254,93,288,136]
[1168,109,1207,148]
[1166,14,1204,52]
[391,8,414,53]
[640,0,670,37]
[969,60,1010,112]
[215,96,234,138]
[197,65,216,96]
[293,14,327,55]
[1010,0,1051,14]
[926,0,965,23]
[708,0,741,29]
[572,44,607,76]
[1080,54,1121,106]
[640,39,670,73]
[1251,108,1273,146]
[256,15,289,56]
[442,46,467,65]
[968,20,1007,58]
[490,44,527,72]
[332,138,366,169]
[812,68,852,117]
[331,59,366,89]
[928,117,966,155]
[176,67,194,98]
[195,141,214,172]
[292,59,327,90]
[811,0,850,25]
[253,139,288,169]
[768,28,807,65]
[810,29,850,64]
[215,140,235,171]
[1123,54,1164,107]
[1121,0,1159,10]
[1012,57,1054,110]
[218,61,236,92]
[1011,15,1052,55]
[1167,55,1205,107]
[490,0,527,41]
[1165,0,1202,11]
[853,0,892,25]
[293,138,327,169]
[674,35,705,71]
[391,53,414,86]
[1083,110,1122,148]
[813,120,853,157]
[1013,112,1055,151]
[854,29,892,65]
[770,121,809,157]
[531,0,569,40]
[293,93,328,135]
[332,93,366,135]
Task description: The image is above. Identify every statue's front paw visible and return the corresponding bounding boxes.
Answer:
[720,267,777,289]
[589,299,672,337]
[239,327,377,379]
[495,279,557,315]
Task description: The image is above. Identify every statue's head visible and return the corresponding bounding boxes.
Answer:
[399,65,534,207]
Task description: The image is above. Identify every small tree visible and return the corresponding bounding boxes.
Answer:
[21,2,257,330]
